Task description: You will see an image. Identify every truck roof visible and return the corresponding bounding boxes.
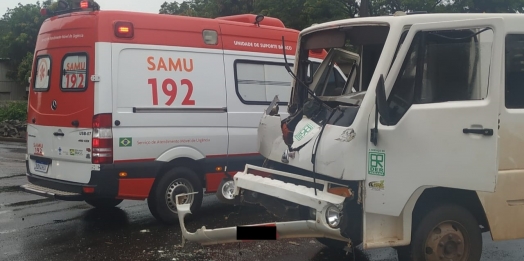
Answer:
[302,13,524,36]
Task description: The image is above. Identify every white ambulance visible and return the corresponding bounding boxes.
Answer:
[20,1,348,224]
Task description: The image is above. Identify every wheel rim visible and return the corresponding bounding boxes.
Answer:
[221,180,236,200]
[165,178,194,213]
[424,221,470,261]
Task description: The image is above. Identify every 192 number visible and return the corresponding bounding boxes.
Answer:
[147,78,195,106]
[64,73,85,88]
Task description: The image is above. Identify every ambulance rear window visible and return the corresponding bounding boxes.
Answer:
[61,53,88,91]
[34,55,51,92]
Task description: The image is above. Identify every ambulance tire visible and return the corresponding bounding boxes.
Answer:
[397,204,482,261]
[148,167,203,225]
[85,198,123,209]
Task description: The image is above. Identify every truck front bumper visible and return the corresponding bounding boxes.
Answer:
[176,164,351,246]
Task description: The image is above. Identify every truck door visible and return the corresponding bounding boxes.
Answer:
[365,18,503,217]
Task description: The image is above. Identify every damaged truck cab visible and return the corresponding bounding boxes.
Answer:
[177,12,524,261]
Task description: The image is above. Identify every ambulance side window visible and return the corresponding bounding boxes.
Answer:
[385,28,494,125]
[60,53,88,91]
[234,60,293,104]
[34,55,51,92]
[505,34,524,109]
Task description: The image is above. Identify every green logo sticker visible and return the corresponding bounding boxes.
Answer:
[119,137,132,147]
[368,149,385,176]
[294,123,314,141]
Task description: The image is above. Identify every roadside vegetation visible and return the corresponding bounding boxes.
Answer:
[0,101,27,122]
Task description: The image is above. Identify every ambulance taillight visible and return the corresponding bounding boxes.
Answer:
[92,114,113,164]
[114,22,134,38]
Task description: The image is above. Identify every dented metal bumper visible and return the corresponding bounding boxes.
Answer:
[176,164,351,246]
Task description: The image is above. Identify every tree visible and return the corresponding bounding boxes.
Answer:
[0,1,52,85]
[161,0,524,30]
[0,0,100,86]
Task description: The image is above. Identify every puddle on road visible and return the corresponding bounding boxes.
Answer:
[0,174,25,180]
[0,186,20,193]
[7,198,55,207]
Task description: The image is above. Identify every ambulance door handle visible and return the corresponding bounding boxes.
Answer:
[53,132,64,137]
[463,128,493,136]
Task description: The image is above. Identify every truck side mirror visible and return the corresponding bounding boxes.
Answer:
[376,74,390,125]
[371,74,390,146]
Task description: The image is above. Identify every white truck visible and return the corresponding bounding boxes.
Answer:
[175,12,524,261]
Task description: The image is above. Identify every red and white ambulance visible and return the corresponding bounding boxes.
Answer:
[21,0,349,224]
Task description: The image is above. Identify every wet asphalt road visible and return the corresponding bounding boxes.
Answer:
[1,141,524,261]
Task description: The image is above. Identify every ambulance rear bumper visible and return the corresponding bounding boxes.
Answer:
[176,164,351,246]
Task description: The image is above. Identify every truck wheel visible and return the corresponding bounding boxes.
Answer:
[398,204,482,261]
[85,198,123,209]
[148,167,203,225]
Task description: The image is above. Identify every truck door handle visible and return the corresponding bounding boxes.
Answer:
[53,132,64,137]
[463,128,493,136]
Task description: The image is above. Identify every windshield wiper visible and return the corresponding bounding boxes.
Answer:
[281,36,332,112]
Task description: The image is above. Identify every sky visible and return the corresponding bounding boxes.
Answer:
[0,0,182,16]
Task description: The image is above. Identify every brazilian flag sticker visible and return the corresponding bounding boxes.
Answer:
[119,137,132,147]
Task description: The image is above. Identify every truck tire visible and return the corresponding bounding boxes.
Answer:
[397,204,482,261]
[85,198,123,209]
[147,166,203,225]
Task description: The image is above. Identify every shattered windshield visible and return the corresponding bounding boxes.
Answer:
[293,24,390,107]
[312,48,360,97]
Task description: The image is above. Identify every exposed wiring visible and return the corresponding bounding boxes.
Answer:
[311,108,339,196]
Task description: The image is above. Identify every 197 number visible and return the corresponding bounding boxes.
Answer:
[147,78,195,106]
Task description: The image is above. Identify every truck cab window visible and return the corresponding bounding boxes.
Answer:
[505,34,524,109]
[312,48,360,97]
[386,28,494,125]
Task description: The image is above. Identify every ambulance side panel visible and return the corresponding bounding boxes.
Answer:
[223,49,293,157]
[110,43,228,167]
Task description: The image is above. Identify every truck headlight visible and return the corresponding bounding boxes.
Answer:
[325,205,341,228]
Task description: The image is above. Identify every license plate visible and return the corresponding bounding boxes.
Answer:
[34,161,49,173]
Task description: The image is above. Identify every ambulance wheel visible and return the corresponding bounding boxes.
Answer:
[85,198,123,209]
[397,204,482,261]
[148,167,203,225]
[215,178,241,205]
